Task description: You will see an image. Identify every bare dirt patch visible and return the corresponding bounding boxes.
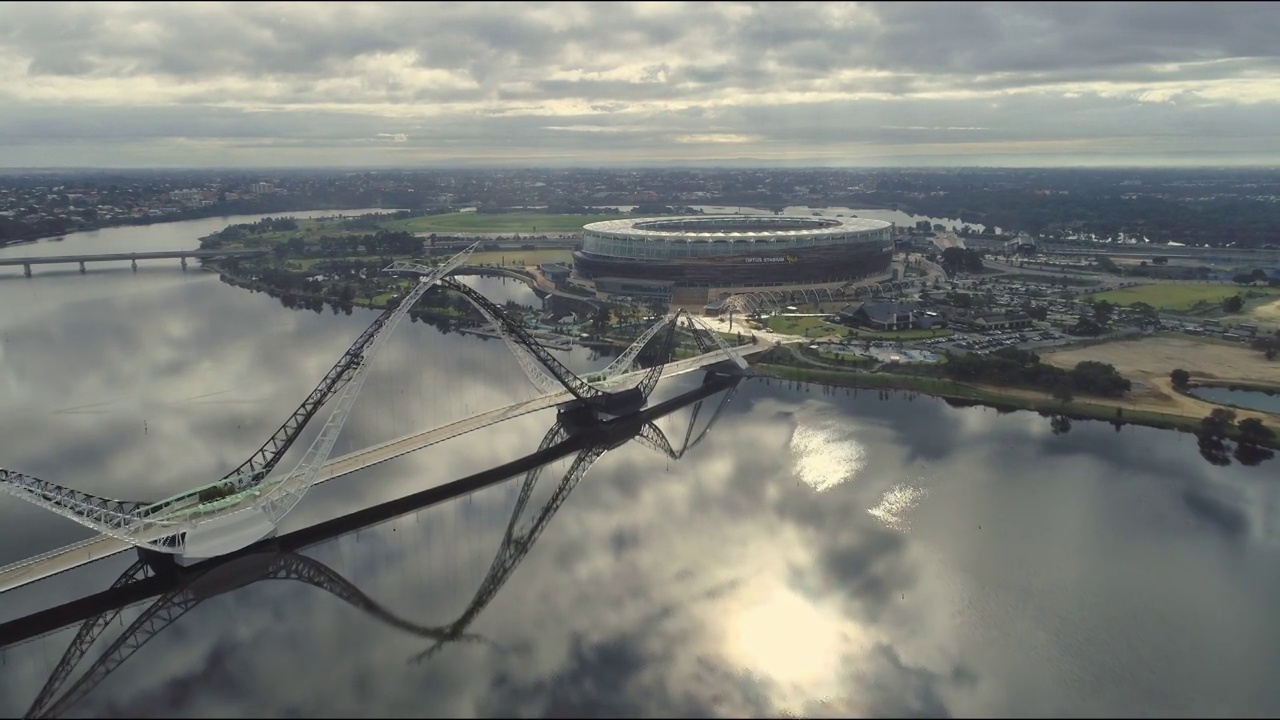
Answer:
[1038,335,1280,423]
[1042,336,1280,385]
[1252,298,1280,323]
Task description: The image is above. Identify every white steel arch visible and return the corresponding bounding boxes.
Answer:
[0,243,479,558]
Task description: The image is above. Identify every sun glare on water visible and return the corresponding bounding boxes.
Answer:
[723,579,869,710]
[789,419,867,492]
[867,483,928,530]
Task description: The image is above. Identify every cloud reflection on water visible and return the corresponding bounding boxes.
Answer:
[4,227,1280,715]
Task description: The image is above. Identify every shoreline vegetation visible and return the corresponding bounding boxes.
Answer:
[198,212,1280,460]
[755,359,1279,447]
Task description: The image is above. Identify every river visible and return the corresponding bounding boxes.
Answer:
[0,213,1278,717]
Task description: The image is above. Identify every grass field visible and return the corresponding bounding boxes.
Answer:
[1085,282,1280,311]
[214,218,355,247]
[764,315,840,335]
[379,212,635,235]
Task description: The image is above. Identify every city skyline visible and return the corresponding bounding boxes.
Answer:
[1,1,1278,168]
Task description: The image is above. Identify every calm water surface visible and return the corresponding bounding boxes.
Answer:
[1189,386,1280,414]
[1,215,1279,717]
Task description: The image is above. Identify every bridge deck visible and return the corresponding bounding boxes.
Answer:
[0,249,266,266]
[0,344,768,595]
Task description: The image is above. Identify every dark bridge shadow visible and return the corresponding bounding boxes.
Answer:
[2,372,743,719]
[0,247,695,549]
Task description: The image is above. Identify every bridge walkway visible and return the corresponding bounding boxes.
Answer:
[0,344,767,595]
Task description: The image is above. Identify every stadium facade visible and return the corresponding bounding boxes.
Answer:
[573,215,895,302]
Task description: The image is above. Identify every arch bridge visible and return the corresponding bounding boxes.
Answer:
[0,244,749,562]
[12,377,741,719]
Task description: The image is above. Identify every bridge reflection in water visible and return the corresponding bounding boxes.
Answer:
[0,240,750,567]
[0,375,743,719]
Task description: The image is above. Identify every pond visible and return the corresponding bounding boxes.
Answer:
[1189,386,1280,414]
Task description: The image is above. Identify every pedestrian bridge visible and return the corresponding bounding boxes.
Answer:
[0,241,763,587]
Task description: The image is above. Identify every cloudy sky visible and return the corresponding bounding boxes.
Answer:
[1,1,1278,168]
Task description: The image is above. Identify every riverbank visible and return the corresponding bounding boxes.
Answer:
[200,215,1280,454]
[751,361,1280,450]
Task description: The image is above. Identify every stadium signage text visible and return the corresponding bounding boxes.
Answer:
[744,255,797,264]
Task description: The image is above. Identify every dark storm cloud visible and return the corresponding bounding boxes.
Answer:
[4,3,1277,91]
[0,3,1277,170]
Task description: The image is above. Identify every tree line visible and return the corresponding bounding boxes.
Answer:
[940,347,1131,399]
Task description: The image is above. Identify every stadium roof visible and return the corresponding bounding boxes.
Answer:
[583,215,892,243]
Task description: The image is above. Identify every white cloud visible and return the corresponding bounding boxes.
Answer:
[0,1,1277,166]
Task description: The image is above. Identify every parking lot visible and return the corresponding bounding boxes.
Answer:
[924,328,1076,355]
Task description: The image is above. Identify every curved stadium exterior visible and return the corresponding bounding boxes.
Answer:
[574,215,895,292]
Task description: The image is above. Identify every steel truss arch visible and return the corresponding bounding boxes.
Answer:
[0,469,185,553]
[414,434,611,663]
[27,380,745,716]
[438,279,678,408]
[215,299,400,492]
[414,382,738,662]
[24,559,154,719]
[598,313,678,379]
[435,280,566,397]
[0,244,480,555]
[438,278,604,403]
[28,552,472,720]
[250,245,479,529]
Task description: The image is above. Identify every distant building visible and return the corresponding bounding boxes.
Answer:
[538,262,571,286]
[575,215,894,291]
[1012,233,1037,252]
[838,300,928,331]
[948,310,1034,332]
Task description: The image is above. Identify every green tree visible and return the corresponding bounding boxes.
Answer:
[1130,301,1160,330]
[1238,417,1276,444]
[1052,380,1075,406]
[1050,414,1073,435]
[1170,369,1191,389]
[1200,408,1237,439]
[1021,302,1049,321]
[1234,417,1276,466]
[1092,299,1115,326]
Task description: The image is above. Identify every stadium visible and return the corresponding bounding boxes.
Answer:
[572,215,895,304]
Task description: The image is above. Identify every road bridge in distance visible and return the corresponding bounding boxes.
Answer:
[0,249,267,276]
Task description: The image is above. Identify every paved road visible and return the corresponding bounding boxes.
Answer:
[0,249,266,266]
